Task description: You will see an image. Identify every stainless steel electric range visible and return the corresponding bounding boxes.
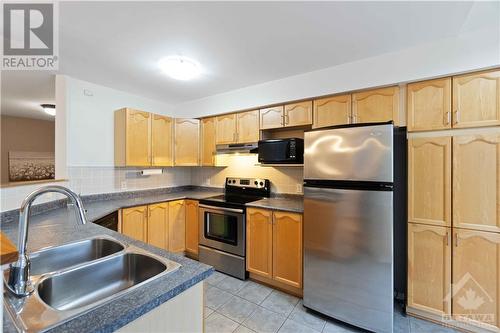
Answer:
[198,177,270,280]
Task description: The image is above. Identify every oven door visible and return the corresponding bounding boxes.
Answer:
[198,204,245,257]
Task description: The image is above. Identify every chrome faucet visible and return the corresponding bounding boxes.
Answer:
[6,185,88,297]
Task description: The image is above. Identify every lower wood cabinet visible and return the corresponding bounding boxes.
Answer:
[185,200,199,256]
[120,200,188,253]
[246,208,303,289]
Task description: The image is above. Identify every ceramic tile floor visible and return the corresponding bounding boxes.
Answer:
[204,271,461,333]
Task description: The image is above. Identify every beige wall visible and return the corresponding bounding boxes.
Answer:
[1,116,55,183]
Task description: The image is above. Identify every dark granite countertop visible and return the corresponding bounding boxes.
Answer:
[2,189,222,333]
[246,196,304,213]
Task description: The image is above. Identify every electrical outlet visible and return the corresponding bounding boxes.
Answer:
[121,181,127,190]
[296,184,303,193]
[83,89,93,96]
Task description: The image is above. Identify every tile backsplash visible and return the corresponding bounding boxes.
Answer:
[0,155,303,212]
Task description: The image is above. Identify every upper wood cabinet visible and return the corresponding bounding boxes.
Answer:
[246,208,273,278]
[174,118,200,166]
[121,205,148,242]
[285,101,312,127]
[168,200,186,253]
[453,134,500,233]
[260,106,284,130]
[352,86,400,125]
[407,78,452,132]
[452,229,500,332]
[453,69,500,129]
[115,108,151,166]
[237,110,260,143]
[273,211,303,289]
[407,223,451,317]
[151,114,173,166]
[201,117,216,166]
[147,202,169,250]
[216,113,237,144]
[313,94,352,129]
[185,200,199,256]
[408,137,451,227]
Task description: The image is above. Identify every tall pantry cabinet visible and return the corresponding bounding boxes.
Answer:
[406,68,500,333]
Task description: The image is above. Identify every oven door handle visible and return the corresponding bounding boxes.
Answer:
[199,204,244,214]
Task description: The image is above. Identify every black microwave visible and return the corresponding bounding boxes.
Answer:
[258,138,304,164]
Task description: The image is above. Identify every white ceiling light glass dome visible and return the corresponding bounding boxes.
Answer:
[158,56,202,81]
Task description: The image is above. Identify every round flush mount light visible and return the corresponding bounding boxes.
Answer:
[158,56,201,81]
[40,104,56,116]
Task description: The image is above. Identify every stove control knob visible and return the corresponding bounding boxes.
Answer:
[259,181,264,186]
[254,181,258,186]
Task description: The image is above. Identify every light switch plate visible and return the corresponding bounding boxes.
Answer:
[296,184,303,193]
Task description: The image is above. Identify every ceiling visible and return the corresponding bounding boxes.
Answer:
[2,1,499,119]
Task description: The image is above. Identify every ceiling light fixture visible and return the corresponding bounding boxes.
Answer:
[40,104,56,116]
[158,56,201,81]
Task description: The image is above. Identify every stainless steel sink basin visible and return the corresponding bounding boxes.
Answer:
[37,253,168,311]
[29,237,125,275]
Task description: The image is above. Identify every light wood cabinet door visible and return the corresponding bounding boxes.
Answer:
[453,69,500,128]
[216,113,237,144]
[273,211,302,288]
[408,137,451,227]
[407,223,451,317]
[453,134,500,233]
[152,114,173,166]
[125,109,151,166]
[237,110,260,143]
[260,106,284,130]
[246,208,273,278]
[285,101,312,127]
[121,205,148,242]
[201,117,216,166]
[168,200,186,253]
[174,118,200,166]
[453,229,500,332]
[407,78,452,132]
[352,86,400,124]
[147,203,169,250]
[313,94,352,128]
[185,200,199,255]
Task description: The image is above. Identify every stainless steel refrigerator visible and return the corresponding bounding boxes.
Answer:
[303,122,406,333]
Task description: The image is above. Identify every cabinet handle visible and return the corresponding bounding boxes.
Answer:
[281,115,285,126]
[347,114,351,124]
[446,231,449,246]
[285,113,290,125]
[454,109,460,124]
[445,111,451,125]
[352,114,358,124]
[455,232,459,247]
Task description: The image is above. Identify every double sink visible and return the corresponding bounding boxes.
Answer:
[4,236,181,332]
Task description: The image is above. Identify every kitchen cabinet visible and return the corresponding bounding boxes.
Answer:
[407,223,451,317]
[168,200,186,253]
[313,94,352,128]
[236,110,260,143]
[453,69,500,128]
[201,117,216,166]
[260,106,284,130]
[284,101,313,127]
[185,200,199,256]
[246,208,303,288]
[115,108,151,166]
[121,205,148,242]
[407,78,452,132]
[273,211,303,288]
[408,137,451,227]
[452,229,500,332]
[174,118,200,166]
[216,113,237,144]
[246,208,273,278]
[453,134,500,233]
[352,86,400,125]
[151,114,173,166]
[147,202,169,249]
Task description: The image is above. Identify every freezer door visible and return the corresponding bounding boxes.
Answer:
[304,123,393,182]
[303,186,394,333]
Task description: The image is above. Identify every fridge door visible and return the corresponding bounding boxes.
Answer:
[303,185,394,333]
[304,123,393,182]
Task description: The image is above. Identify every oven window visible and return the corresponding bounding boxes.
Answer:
[205,212,238,246]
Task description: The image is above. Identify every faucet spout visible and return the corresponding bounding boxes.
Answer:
[7,185,87,297]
